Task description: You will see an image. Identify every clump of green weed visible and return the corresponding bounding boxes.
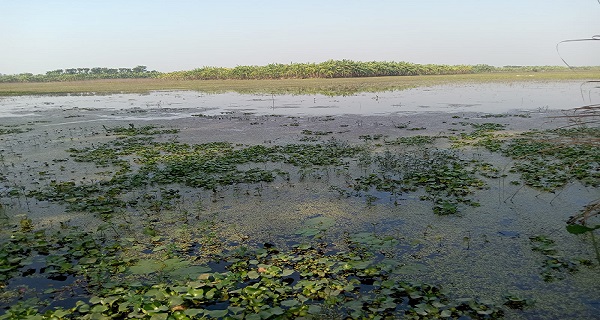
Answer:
[385,135,437,146]
[102,124,179,136]
[529,235,592,282]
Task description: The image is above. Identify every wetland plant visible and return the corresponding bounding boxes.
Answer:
[529,235,592,282]
[0,224,510,319]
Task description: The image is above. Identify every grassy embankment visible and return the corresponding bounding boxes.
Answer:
[1,71,599,97]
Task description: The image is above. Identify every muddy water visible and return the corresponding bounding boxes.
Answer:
[0,82,599,318]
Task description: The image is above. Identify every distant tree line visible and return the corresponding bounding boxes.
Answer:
[0,65,159,83]
[1,61,598,83]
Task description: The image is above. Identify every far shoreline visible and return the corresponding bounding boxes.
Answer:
[0,71,598,97]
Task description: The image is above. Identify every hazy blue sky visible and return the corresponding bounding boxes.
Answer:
[1,0,598,74]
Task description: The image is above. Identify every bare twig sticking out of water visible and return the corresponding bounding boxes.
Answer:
[504,184,525,203]
[567,199,600,226]
[550,104,600,127]
[555,35,600,69]
[579,80,600,102]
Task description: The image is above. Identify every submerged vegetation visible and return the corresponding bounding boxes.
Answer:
[0,225,510,320]
[0,106,599,318]
[471,126,600,191]
[23,125,492,219]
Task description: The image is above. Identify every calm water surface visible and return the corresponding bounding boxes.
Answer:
[0,81,595,119]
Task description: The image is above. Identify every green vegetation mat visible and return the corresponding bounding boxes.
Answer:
[0,116,598,319]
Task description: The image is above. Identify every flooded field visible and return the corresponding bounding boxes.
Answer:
[0,81,598,319]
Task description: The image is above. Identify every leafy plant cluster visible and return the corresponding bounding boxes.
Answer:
[333,149,487,214]
[27,137,365,217]
[449,125,599,191]
[385,135,438,146]
[299,130,333,142]
[23,126,500,217]
[0,127,32,135]
[102,124,180,136]
[529,235,592,282]
[0,227,124,299]
[566,199,600,265]
[449,122,507,151]
[1,225,511,319]
[480,114,530,119]
[501,128,600,191]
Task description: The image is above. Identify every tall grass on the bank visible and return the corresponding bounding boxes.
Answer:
[2,60,600,83]
[160,60,599,80]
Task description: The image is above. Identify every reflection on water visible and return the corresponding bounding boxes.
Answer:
[0,81,592,119]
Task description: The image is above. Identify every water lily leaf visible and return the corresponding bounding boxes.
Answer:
[160,258,190,272]
[409,292,423,299]
[296,228,320,237]
[153,245,167,252]
[198,273,211,280]
[129,259,160,274]
[205,288,217,300]
[150,314,168,320]
[143,227,157,236]
[247,270,260,279]
[169,265,211,278]
[89,296,102,304]
[118,302,131,313]
[187,288,204,299]
[103,296,120,307]
[91,304,108,313]
[349,260,372,269]
[281,299,299,307]
[79,257,97,264]
[184,309,204,316]
[396,263,427,274]
[308,305,322,314]
[440,309,453,317]
[269,306,285,315]
[295,244,312,250]
[78,303,91,313]
[246,314,261,320]
[52,310,70,318]
[305,216,335,228]
[477,309,495,315]
[207,309,228,318]
[169,296,184,307]
[566,224,600,234]
[281,269,294,277]
[415,307,428,316]
[228,306,245,314]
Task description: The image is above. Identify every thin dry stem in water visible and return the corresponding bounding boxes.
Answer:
[567,200,600,226]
